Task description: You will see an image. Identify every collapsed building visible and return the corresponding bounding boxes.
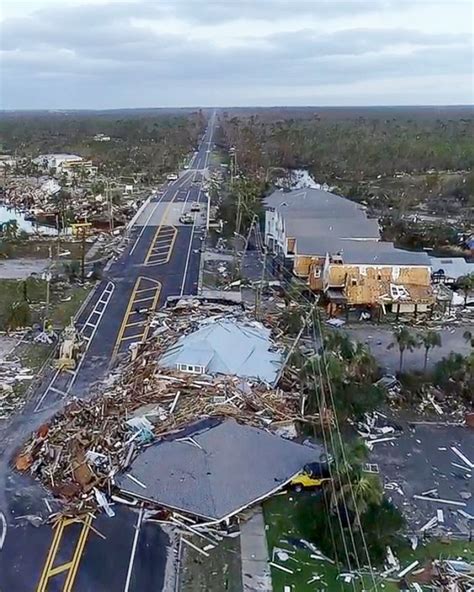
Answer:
[159,318,282,384]
[16,301,321,524]
[264,188,434,316]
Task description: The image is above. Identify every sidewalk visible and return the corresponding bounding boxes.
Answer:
[240,507,273,592]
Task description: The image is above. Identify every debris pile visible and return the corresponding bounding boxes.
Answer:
[352,411,402,450]
[16,304,305,513]
[2,175,140,231]
[431,558,474,590]
[0,358,34,419]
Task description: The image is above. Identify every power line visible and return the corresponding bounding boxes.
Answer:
[312,307,381,590]
[269,252,380,589]
[259,260,361,589]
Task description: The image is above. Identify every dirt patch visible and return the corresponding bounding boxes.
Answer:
[179,535,242,592]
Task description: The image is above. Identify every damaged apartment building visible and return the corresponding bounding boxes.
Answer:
[264,188,434,317]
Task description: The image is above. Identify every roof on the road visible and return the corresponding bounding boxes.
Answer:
[159,319,282,384]
[116,419,320,521]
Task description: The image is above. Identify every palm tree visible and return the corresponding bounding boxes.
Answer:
[336,475,383,517]
[463,330,474,348]
[5,300,31,332]
[330,440,383,522]
[3,219,19,240]
[420,330,442,372]
[388,326,420,373]
[457,273,474,307]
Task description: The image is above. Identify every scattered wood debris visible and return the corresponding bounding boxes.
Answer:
[15,304,313,516]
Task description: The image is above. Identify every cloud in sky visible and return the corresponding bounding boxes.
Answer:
[0,0,473,108]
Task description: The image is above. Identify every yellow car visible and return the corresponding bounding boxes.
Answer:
[290,462,331,492]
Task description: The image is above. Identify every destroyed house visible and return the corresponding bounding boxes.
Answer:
[264,188,433,314]
[320,242,433,315]
[116,419,321,522]
[159,319,282,384]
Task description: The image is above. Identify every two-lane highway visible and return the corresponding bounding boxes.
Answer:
[0,113,216,592]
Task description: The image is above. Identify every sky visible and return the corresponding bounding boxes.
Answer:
[0,0,473,109]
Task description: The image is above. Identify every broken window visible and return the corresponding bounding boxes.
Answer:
[390,284,410,300]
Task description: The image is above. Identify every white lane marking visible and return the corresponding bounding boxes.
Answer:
[129,194,167,256]
[123,504,144,592]
[34,281,115,413]
[179,115,215,296]
[129,172,191,256]
[0,511,7,551]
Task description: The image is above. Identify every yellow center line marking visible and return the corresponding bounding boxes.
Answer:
[151,243,173,251]
[135,287,159,295]
[144,228,177,266]
[113,277,161,356]
[63,514,94,592]
[120,333,145,341]
[36,514,94,592]
[36,520,67,591]
[47,561,74,577]
[143,190,179,265]
[132,296,156,305]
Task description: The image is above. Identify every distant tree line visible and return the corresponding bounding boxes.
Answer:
[0,110,207,181]
[216,111,474,182]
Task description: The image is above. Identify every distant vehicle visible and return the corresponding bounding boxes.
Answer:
[190,202,200,212]
[179,213,193,224]
[290,462,331,492]
[167,173,178,181]
[375,374,400,391]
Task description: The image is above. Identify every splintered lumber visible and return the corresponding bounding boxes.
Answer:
[413,495,466,507]
[14,305,304,513]
[181,537,209,557]
[397,560,419,578]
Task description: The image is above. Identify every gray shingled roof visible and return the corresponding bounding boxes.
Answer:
[265,188,429,266]
[285,217,380,241]
[295,236,430,265]
[116,419,320,521]
[264,188,368,218]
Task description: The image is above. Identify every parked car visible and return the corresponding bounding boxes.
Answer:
[290,462,331,492]
[190,202,200,212]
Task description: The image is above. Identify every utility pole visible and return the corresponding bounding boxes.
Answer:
[106,179,114,234]
[72,223,91,284]
[255,247,267,320]
[42,269,52,332]
[80,228,86,284]
[272,297,320,387]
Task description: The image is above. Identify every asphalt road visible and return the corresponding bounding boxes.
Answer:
[342,325,472,373]
[0,115,216,592]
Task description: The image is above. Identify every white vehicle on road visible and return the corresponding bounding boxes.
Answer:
[167,173,178,181]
